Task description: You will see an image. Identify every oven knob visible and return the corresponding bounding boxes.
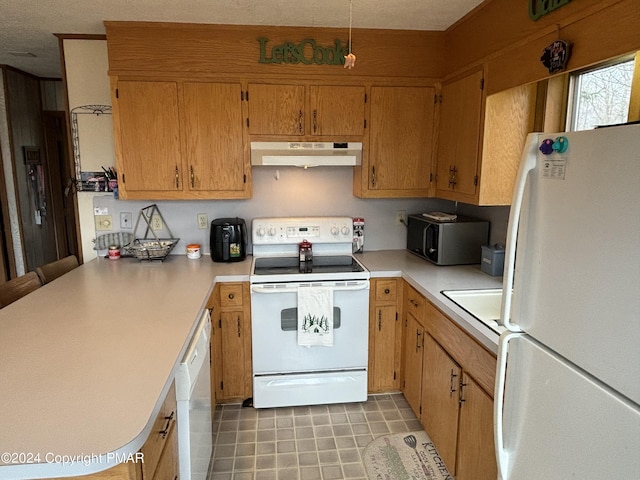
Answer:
[256,227,266,237]
[330,226,339,236]
[268,227,277,236]
[341,226,350,236]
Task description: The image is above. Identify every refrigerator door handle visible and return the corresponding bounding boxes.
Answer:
[494,330,522,480]
[500,133,539,331]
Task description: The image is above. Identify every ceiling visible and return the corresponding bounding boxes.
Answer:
[0,0,484,79]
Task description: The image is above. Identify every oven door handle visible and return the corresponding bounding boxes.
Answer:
[251,282,369,294]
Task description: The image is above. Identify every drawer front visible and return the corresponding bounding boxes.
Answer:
[141,382,176,480]
[220,283,244,309]
[405,284,426,322]
[375,279,398,303]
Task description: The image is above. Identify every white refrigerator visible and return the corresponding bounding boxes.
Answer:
[495,124,640,479]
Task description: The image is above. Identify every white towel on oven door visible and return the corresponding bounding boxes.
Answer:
[297,285,334,347]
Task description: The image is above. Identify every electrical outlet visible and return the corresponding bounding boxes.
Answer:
[395,210,407,226]
[150,214,163,231]
[120,212,132,229]
[95,215,113,231]
[197,213,208,229]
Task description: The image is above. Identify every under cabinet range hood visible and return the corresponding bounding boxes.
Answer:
[250,142,362,167]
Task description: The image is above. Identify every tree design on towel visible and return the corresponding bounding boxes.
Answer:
[302,314,330,334]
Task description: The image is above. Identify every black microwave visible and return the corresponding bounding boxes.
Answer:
[406,214,489,265]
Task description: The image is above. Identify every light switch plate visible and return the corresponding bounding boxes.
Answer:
[95,215,113,231]
[120,212,132,229]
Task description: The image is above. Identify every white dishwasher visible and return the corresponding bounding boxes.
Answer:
[176,309,212,480]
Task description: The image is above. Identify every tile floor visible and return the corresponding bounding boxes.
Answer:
[207,393,424,480]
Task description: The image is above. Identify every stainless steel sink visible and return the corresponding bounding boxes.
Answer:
[441,288,504,333]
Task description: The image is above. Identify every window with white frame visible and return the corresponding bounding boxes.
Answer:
[568,58,635,131]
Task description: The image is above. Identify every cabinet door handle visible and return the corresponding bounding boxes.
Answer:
[175,166,180,189]
[190,165,195,188]
[448,165,457,189]
[459,379,468,405]
[415,330,422,352]
[237,317,241,337]
[228,293,235,300]
[160,411,174,439]
[378,309,382,331]
[313,109,318,133]
[449,369,458,397]
[371,166,376,187]
[298,110,303,133]
[384,288,390,294]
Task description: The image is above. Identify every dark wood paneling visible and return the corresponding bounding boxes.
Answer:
[4,68,57,271]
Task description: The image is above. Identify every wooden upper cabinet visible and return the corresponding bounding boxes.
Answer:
[181,82,247,192]
[435,69,484,200]
[112,80,182,193]
[309,85,365,136]
[434,68,537,206]
[111,78,250,199]
[247,83,305,136]
[358,85,435,197]
[247,82,365,137]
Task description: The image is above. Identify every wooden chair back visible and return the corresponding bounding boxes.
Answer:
[36,255,79,285]
[0,272,42,308]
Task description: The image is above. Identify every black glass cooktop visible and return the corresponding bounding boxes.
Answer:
[253,255,365,275]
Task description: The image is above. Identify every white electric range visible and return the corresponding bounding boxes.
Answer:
[249,216,370,408]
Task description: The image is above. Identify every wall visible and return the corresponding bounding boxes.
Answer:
[62,38,116,262]
[92,167,508,256]
[446,0,640,94]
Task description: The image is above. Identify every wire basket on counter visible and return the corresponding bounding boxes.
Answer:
[124,205,179,261]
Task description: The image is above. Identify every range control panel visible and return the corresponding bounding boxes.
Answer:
[252,216,353,245]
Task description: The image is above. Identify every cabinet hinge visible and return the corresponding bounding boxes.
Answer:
[474,175,478,186]
[480,78,485,90]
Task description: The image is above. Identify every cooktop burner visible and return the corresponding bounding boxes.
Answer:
[253,255,365,275]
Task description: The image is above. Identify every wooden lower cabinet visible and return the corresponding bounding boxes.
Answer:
[402,281,497,479]
[208,282,252,403]
[421,333,461,472]
[455,372,496,479]
[368,278,402,393]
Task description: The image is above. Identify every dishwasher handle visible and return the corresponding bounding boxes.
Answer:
[251,281,369,294]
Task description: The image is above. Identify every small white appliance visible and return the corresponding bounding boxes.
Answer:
[495,124,640,479]
[176,310,212,480]
[250,216,370,408]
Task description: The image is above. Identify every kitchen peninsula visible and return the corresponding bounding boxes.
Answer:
[0,251,500,479]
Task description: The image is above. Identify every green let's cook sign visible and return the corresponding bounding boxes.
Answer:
[258,38,349,66]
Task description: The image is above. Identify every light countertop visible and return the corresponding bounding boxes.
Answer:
[0,255,251,479]
[0,250,500,479]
